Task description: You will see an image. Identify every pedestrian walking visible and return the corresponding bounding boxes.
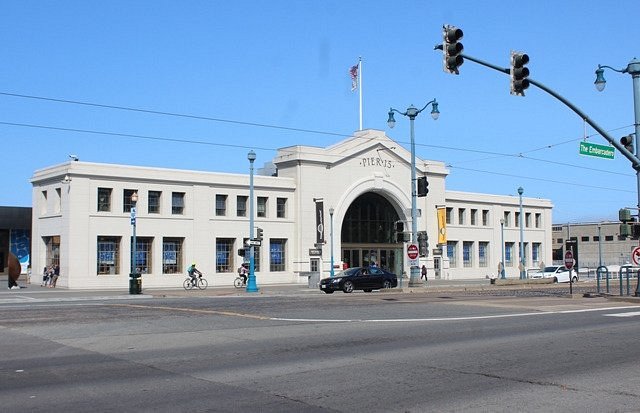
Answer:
[421,265,427,281]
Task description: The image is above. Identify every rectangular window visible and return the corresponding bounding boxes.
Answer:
[458,208,466,225]
[270,239,286,271]
[532,243,541,266]
[447,241,457,268]
[515,212,521,228]
[479,242,489,268]
[605,235,614,241]
[123,189,138,213]
[162,237,184,273]
[216,238,234,273]
[581,236,589,242]
[525,212,531,228]
[276,198,287,219]
[172,192,185,215]
[505,243,514,266]
[98,188,112,212]
[504,211,511,227]
[55,188,62,213]
[310,258,319,272]
[216,194,227,216]
[244,239,261,272]
[593,236,599,242]
[463,241,473,267]
[257,197,267,218]
[535,213,542,228]
[446,207,453,225]
[41,190,48,215]
[148,191,161,214]
[470,209,477,226]
[97,236,120,275]
[43,235,60,267]
[482,210,489,226]
[557,238,564,244]
[133,237,153,273]
[237,195,247,217]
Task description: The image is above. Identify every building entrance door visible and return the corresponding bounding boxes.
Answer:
[342,246,402,276]
[434,257,441,279]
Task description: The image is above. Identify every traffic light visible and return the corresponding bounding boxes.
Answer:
[442,25,464,74]
[619,208,633,238]
[417,176,429,197]
[395,221,404,243]
[418,231,429,256]
[510,51,530,96]
[256,227,263,240]
[621,134,634,153]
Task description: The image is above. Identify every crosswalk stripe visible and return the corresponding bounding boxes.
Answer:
[604,311,640,317]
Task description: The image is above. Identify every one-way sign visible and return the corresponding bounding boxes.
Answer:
[245,239,262,247]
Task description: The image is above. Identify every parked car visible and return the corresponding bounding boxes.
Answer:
[319,266,398,294]
[530,265,578,283]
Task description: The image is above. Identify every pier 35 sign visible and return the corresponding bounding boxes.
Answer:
[360,157,395,169]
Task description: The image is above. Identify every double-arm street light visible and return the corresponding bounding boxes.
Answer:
[595,58,640,296]
[387,99,439,287]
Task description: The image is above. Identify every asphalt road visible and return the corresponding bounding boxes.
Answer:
[1,287,639,412]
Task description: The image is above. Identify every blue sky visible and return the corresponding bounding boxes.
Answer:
[1,0,638,224]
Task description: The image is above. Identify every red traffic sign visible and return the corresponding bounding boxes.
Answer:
[407,244,419,260]
[564,250,574,270]
[632,246,640,266]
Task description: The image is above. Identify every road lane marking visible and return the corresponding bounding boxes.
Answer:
[110,303,270,320]
[109,303,640,323]
[603,311,640,318]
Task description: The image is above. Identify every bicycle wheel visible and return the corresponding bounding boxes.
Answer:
[233,277,243,288]
[183,278,193,290]
[197,278,208,290]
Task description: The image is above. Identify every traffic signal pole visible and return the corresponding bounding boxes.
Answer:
[436,43,640,295]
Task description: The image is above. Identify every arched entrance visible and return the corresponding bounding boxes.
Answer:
[340,192,403,276]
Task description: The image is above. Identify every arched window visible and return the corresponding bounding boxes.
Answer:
[341,192,400,244]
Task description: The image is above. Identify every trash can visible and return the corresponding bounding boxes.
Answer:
[129,272,142,294]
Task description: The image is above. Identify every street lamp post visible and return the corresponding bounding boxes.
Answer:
[594,58,640,296]
[246,150,259,292]
[329,207,335,277]
[518,187,525,279]
[500,218,506,279]
[387,99,439,287]
[129,191,140,294]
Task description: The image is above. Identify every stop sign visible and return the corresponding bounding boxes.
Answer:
[407,244,419,260]
[564,250,574,270]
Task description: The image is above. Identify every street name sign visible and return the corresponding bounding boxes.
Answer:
[579,141,614,160]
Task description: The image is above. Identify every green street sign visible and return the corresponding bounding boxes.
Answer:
[579,141,614,160]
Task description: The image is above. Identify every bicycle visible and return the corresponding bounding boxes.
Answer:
[183,275,208,290]
[233,276,247,288]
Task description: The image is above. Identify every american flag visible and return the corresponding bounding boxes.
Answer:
[349,64,358,91]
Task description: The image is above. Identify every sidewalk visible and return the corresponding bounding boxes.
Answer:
[1,277,638,303]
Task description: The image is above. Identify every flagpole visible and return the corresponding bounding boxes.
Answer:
[358,56,363,130]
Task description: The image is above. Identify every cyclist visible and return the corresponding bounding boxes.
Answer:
[187,262,203,286]
[238,263,248,285]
